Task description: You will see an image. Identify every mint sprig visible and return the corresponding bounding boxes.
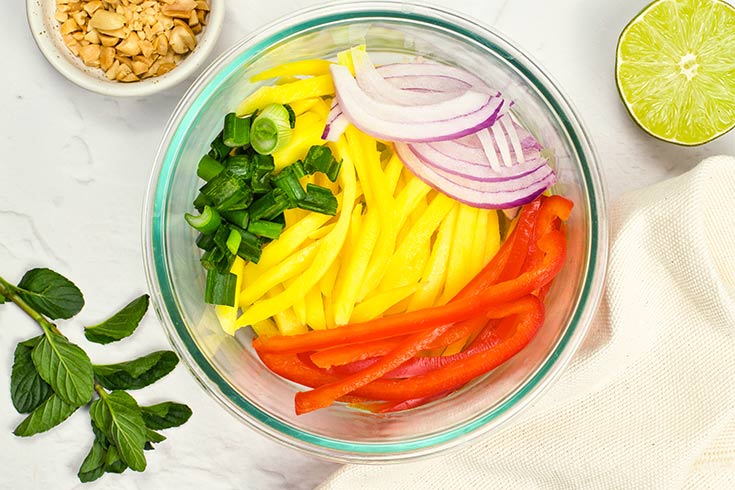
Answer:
[0,268,191,483]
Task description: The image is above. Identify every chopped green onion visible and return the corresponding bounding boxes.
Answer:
[200,247,233,272]
[233,228,262,263]
[225,155,253,180]
[284,104,296,128]
[222,209,249,229]
[185,205,221,235]
[204,269,238,306]
[223,113,251,148]
[195,233,216,251]
[198,155,225,181]
[251,154,275,194]
[303,145,342,182]
[298,184,338,215]
[250,104,293,155]
[272,166,306,203]
[250,188,291,221]
[226,228,242,255]
[247,220,284,239]
[212,226,231,252]
[209,131,231,161]
[200,171,253,211]
[291,161,306,179]
[192,192,211,212]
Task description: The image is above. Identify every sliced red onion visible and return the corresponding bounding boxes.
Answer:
[321,99,348,141]
[376,62,496,95]
[395,143,556,209]
[353,50,464,105]
[331,64,506,142]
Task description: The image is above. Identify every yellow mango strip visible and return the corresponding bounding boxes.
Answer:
[286,278,307,325]
[304,285,327,330]
[283,207,310,227]
[307,97,331,120]
[350,285,418,323]
[324,297,336,329]
[234,134,357,328]
[332,130,384,324]
[468,209,489,277]
[251,318,280,338]
[380,193,453,291]
[333,210,380,325]
[384,153,403,195]
[289,97,321,116]
[440,204,479,303]
[337,44,366,74]
[249,212,331,272]
[259,285,306,335]
[394,177,432,233]
[346,130,402,303]
[250,59,333,82]
[236,74,335,116]
[215,257,245,335]
[482,211,502,265]
[321,203,361,299]
[275,76,300,85]
[308,223,336,240]
[238,242,320,307]
[407,205,458,311]
[443,338,468,356]
[272,111,326,171]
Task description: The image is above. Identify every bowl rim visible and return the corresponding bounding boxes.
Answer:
[143,0,608,462]
[25,0,225,97]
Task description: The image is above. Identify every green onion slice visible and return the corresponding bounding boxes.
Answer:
[250,104,293,155]
[185,205,221,235]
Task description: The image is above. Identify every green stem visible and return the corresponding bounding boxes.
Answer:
[0,275,57,332]
[94,383,108,399]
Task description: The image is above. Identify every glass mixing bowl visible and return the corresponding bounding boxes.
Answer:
[143,1,607,462]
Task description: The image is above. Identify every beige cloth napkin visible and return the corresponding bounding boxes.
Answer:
[319,155,735,489]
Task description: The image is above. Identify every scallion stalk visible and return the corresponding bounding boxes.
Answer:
[223,113,251,148]
[209,131,231,161]
[250,188,291,221]
[303,145,342,182]
[247,220,284,239]
[184,205,222,235]
[200,171,253,211]
[250,104,293,155]
[197,155,225,181]
[222,209,249,229]
[234,228,262,263]
[204,269,238,306]
[225,155,253,180]
[298,184,338,215]
[272,166,306,203]
[226,228,242,255]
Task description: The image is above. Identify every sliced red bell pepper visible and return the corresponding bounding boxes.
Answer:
[497,199,541,282]
[258,295,545,404]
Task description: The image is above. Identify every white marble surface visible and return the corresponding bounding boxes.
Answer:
[1,0,733,489]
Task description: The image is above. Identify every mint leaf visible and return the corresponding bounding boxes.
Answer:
[0,292,6,303]
[14,393,79,437]
[90,391,147,472]
[16,268,84,320]
[32,331,94,405]
[146,428,166,445]
[140,402,192,430]
[84,295,149,345]
[94,351,178,391]
[78,441,107,483]
[11,337,53,413]
[104,445,128,474]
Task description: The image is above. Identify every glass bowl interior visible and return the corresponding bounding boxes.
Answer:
[145,2,606,462]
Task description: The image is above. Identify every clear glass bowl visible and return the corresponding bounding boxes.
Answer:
[143,1,607,462]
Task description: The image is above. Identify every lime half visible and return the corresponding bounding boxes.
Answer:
[616,0,735,145]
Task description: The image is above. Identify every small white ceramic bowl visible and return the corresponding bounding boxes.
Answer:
[26,0,225,97]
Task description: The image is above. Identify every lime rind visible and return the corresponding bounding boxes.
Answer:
[615,0,735,146]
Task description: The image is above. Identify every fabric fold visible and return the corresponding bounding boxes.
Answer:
[319,155,735,490]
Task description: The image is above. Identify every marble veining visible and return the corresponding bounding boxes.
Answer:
[1,0,733,489]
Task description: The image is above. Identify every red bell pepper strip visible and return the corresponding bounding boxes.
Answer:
[496,199,541,282]
[253,227,566,355]
[257,294,545,404]
[295,321,456,414]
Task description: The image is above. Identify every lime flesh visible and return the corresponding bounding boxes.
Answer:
[616,0,735,145]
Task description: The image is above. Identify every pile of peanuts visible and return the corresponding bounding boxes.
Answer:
[55,0,210,82]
